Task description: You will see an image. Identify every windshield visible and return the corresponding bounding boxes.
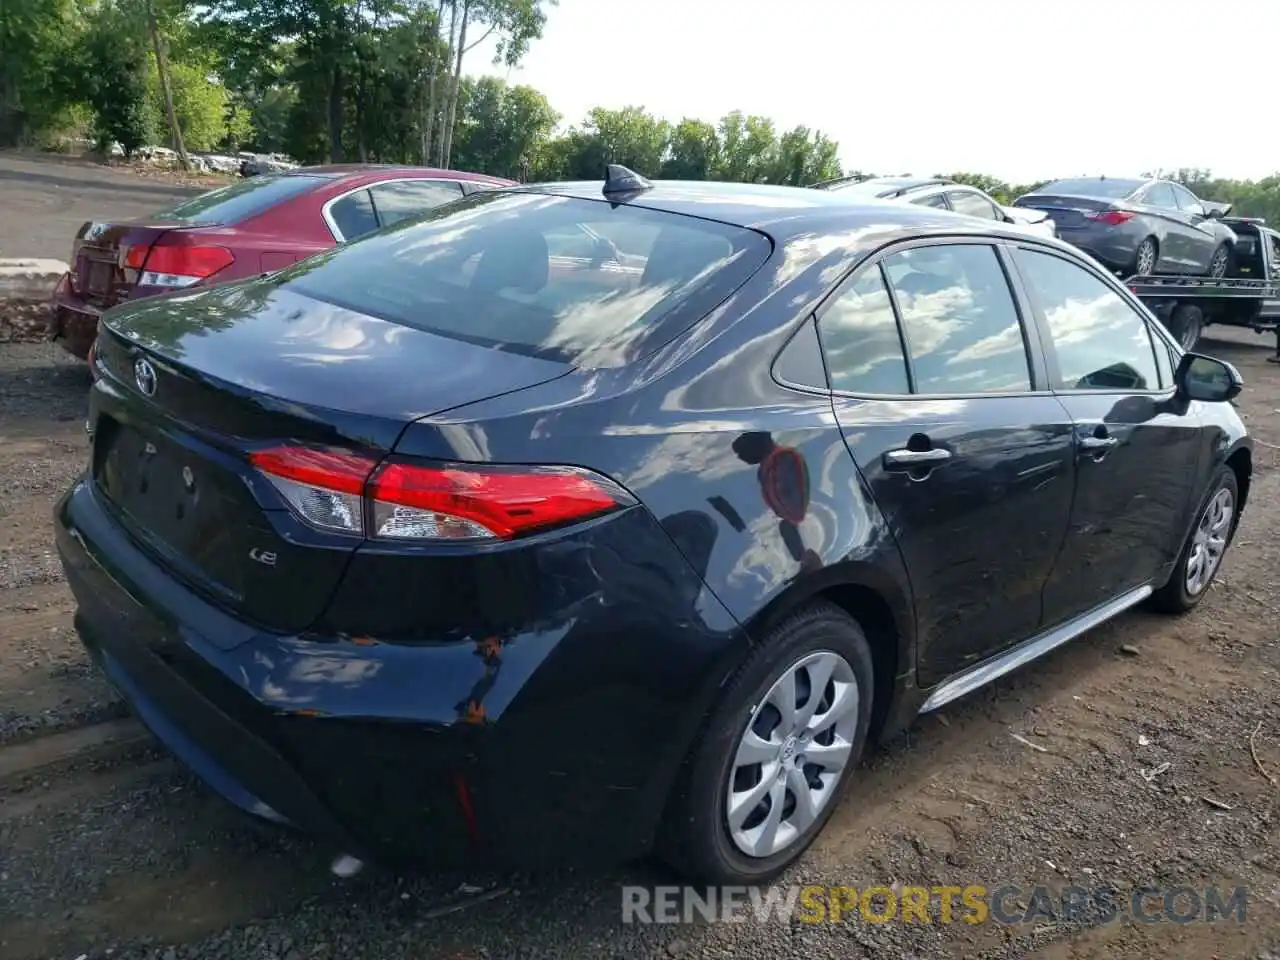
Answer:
[1033,178,1143,200]
[152,174,330,225]
[278,191,771,367]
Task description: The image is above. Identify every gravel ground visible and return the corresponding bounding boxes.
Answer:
[2,325,1280,960]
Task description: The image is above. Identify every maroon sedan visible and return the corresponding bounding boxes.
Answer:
[51,165,513,361]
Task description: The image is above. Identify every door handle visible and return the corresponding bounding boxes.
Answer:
[884,447,952,467]
[1079,436,1117,451]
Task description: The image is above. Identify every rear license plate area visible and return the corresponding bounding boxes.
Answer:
[87,260,115,296]
[93,417,246,597]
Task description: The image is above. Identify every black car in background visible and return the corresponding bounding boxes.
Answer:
[56,171,1252,884]
[1013,176,1238,278]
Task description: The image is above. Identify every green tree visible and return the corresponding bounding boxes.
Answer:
[80,2,156,156]
[715,111,778,183]
[0,0,85,145]
[661,118,720,180]
[451,75,557,178]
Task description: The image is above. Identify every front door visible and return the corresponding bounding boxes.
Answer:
[816,241,1077,686]
[1007,245,1204,625]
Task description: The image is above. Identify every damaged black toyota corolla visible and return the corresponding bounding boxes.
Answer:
[56,167,1252,884]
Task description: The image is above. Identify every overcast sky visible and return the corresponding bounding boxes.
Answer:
[465,0,1280,184]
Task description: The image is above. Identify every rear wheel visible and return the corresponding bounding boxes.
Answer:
[1208,243,1231,279]
[1132,237,1159,276]
[1166,303,1204,352]
[1150,465,1238,614]
[660,602,874,884]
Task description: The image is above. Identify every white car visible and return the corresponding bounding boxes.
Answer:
[811,176,1057,238]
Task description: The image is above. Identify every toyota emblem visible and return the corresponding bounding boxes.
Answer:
[134,357,157,397]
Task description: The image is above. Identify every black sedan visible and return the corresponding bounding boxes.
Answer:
[1013,176,1238,278]
[57,169,1252,884]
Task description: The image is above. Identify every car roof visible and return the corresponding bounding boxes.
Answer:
[289,164,511,184]
[1033,175,1150,192]
[515,179,1058,249]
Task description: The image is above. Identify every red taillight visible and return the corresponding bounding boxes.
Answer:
[1087,210,1135,226]
[136,244,235,287]
[123,244,150,269]
[248,445,634,541]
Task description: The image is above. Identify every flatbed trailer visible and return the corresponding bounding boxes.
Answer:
[1121,215,1280,361]
[1125,274,1280,358]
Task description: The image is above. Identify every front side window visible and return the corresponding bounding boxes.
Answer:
[1013,248,1161,391]
[279,191,770,367]
[911,193,950,209]
[369,180,465,228]
[817,265,911,395]
[947,190,1001,220]
[882,244,1032,394]
[1169,183,1205,215]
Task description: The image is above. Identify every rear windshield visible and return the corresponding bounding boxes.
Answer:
[1032,178,1143,200]
[152,174,330,225]
[278,191,771,367]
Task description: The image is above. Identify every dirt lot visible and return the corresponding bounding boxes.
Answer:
[3,315,1280,960]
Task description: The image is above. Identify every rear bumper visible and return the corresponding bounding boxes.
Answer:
[50,273,102,360]
[55,474,744,868]
[1055,227,1142,271]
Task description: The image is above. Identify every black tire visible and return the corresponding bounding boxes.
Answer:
[1150,465,1239,614]
[1133,237,1159,276]
[1207,243,1231,279]
[659,602,874,884]
[1166,303,1205,352]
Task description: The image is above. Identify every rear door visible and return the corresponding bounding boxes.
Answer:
[818,240,1077,685]
[1006,244,1204,626]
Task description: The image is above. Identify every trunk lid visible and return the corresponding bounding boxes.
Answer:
[1012,195,1120,230]
[71,220,186,307]
[91,279,569,637]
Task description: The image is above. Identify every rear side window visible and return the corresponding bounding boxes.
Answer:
[328,189,379,241]
[818,266,911,395]
[883,244,1032,394]
[152,174,329,225]
[279,192,770,367]
[369,180,465,227]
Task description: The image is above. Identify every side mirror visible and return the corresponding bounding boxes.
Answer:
[1204,207,1221,220]
[1175,352,1243,402]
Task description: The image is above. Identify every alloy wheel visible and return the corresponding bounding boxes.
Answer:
[1185,487,1234,596]
[725,650,859,858]
[1209,247,1229,278]
[1136,240,1156,275]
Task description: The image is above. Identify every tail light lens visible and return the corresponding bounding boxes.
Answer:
[249,445,635,542]
[128,243,235,288]
[1086,210,1135,226]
